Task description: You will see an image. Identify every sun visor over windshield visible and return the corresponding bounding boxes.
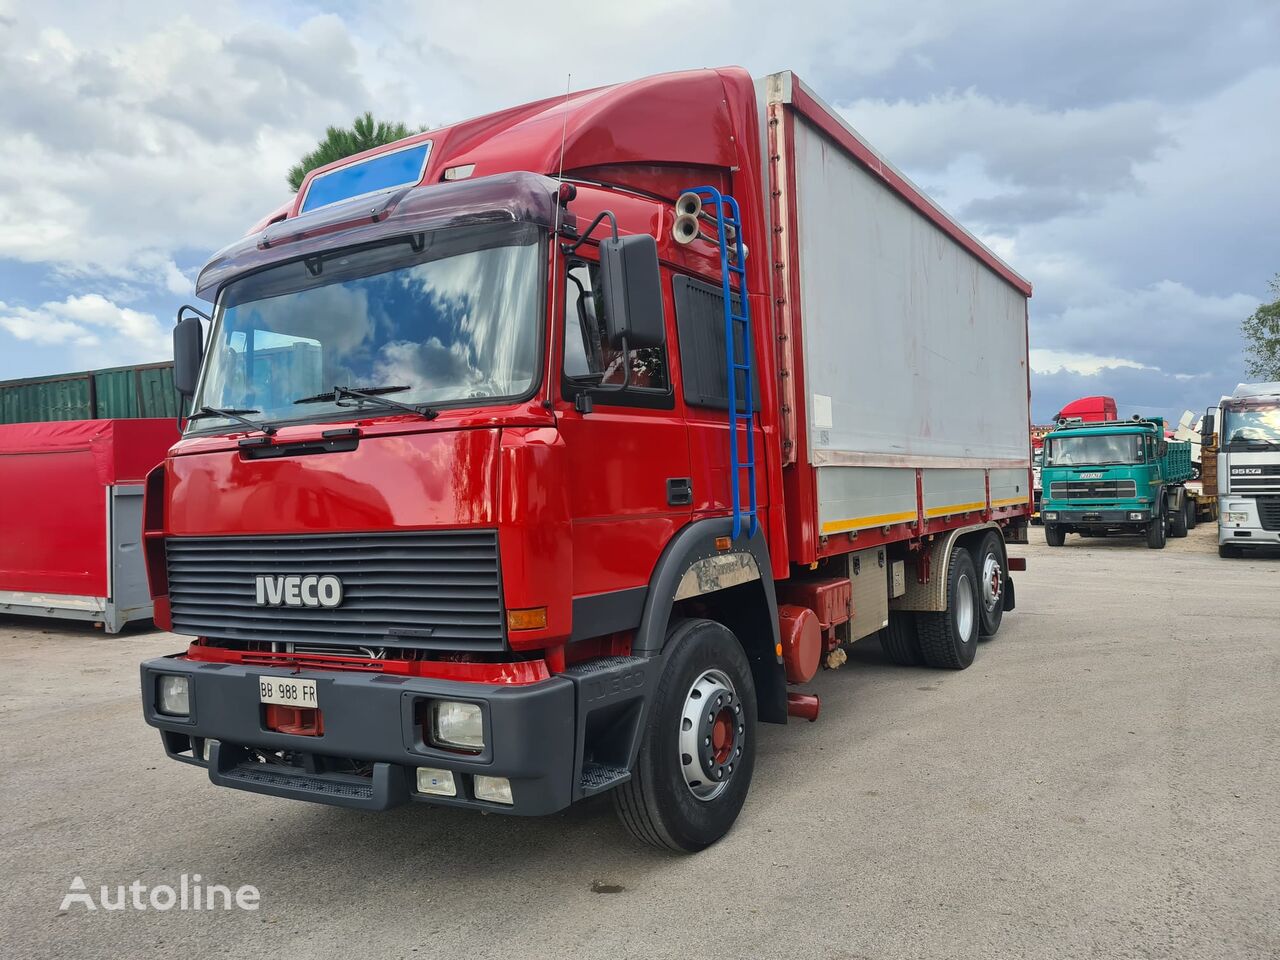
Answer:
[195,171,564,301]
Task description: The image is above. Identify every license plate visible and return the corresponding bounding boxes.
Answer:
[258,676,318,708]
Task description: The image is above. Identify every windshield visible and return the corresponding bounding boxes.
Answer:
[191,222,544,431]
[1223,402,1280,444]
[1044,433,1144,466]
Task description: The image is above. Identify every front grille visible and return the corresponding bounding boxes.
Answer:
[166,531,504,651]
[1048,479,1138,500]
[1229,464,1280,494]
[1257,496,1280,531]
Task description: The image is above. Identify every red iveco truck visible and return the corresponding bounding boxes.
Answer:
[140,67,1033,852]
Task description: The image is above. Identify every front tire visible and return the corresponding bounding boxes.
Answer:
[916,547,980,669]
[1045,523,1065,547]
[1146,511,1167,549]
[973,531,1005,638]
[613,618,757,853]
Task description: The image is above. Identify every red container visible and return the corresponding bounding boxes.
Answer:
[0,419,178,631]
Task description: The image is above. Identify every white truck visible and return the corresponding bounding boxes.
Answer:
[1207,382,1280,557]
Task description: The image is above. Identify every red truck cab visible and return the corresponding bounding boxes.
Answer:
[140,67,1031,851]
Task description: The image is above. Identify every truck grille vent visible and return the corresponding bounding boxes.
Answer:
[1048,479,1138,500]
[1229,465,1280,495]
[166,531,505,652]
[1257,496,1280,532]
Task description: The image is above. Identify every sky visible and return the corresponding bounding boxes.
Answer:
[0,0,1277,424]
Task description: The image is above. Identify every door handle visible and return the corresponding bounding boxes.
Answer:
[666,477,693,506]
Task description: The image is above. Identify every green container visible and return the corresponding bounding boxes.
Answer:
[0,361,186,424]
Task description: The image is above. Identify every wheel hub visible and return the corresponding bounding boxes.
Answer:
[679,669,743,801]
[981,554,1003,609]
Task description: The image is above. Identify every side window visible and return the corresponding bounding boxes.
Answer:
[563,260,669,393]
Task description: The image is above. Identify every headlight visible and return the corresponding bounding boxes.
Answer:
[1129,512,1145,520]
[1224,511,1249,524]
[474,775,513,805]
[429,700,484,752]
[158,675,190,716]
[1043,511,1058,521]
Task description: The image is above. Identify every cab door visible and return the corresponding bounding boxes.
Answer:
[554,257,691,622]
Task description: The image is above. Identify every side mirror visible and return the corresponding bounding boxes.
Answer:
[598,234,664,350]
[1202,410,1215,438]
[173,316,205,397]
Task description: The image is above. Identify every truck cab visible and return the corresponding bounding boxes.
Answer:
[1039,417,1194,549]
[1210,382,1280,557]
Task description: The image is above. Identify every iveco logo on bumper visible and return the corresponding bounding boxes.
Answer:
[254,575,344,608]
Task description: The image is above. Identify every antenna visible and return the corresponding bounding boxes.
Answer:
[548,73,571,414]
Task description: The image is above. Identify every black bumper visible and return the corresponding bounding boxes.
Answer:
[140,656,579,815]
[1041,507,1150,526]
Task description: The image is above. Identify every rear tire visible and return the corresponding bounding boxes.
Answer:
[613,618,756,853]
[879,612,923,665]
[973,531,1005,638]
[1146,511,1167,549]
[1186,501,1198,530]
[916,547,980,670]
[1169,496,1189,538]
[1044,524,1065,547]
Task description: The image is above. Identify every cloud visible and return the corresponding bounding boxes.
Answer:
[0,294,167,363]
[1030,350,1152,377]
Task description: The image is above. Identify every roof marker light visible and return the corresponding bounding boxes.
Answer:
[443,164,476,181]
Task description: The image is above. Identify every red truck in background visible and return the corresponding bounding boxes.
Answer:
[140,67,1033,852]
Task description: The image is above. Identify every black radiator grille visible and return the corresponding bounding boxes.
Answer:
[166,531,505,651]
[1257,497,1280,532]
[1048,479,1138,500]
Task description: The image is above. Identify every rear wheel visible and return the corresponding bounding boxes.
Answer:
[973,531,1005,638]
[1146,510,1167,549]
[1045,524,1065,547]
[1186,500,1198,530]
[613,618,756,853]
[916,547,980,669]
[1169,496,1189,538]
[879,611,923,665]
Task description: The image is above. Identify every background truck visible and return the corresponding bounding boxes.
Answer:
[138,67,1032,852]
[1,361,185,424]
[1040,416,1194,548]
[1205,382,1280,557]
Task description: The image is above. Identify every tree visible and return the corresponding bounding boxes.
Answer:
[1242,274,1280,381]
[287,112,425,192]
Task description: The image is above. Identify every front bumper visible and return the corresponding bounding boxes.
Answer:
[1040,507,1151,525]
[140,655,577,814]
[1219,499,1280,546]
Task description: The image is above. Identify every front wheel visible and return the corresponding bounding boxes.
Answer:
[613,618,757,853]
[1147,512,1167,549]
[1045,524,1065,547]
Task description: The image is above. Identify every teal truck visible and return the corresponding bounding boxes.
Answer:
[1039,416,1195,549]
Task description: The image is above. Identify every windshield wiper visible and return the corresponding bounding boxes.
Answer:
[187,406,277,435]
[294,385,437,420]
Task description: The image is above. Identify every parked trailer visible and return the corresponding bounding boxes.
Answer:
[139,67,1032,851]
[0,361,185,424]
[0,419,179,631]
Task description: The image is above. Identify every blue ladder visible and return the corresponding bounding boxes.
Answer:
[682,186,758,539]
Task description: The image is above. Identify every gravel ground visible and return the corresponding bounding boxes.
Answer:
[1,522,1276,959]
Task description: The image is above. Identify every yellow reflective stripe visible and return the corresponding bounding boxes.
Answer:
[924,501,987,518]
[820,511,917,535]
[990,496,1028,507]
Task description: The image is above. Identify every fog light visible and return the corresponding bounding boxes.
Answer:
[1129,512,1144,520]
[474,775,513,805]
[1043,512,1058,521]
[201,738,218,763]
[430,700,484,752]
[158,675,190,716]
[415,767,457,797]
